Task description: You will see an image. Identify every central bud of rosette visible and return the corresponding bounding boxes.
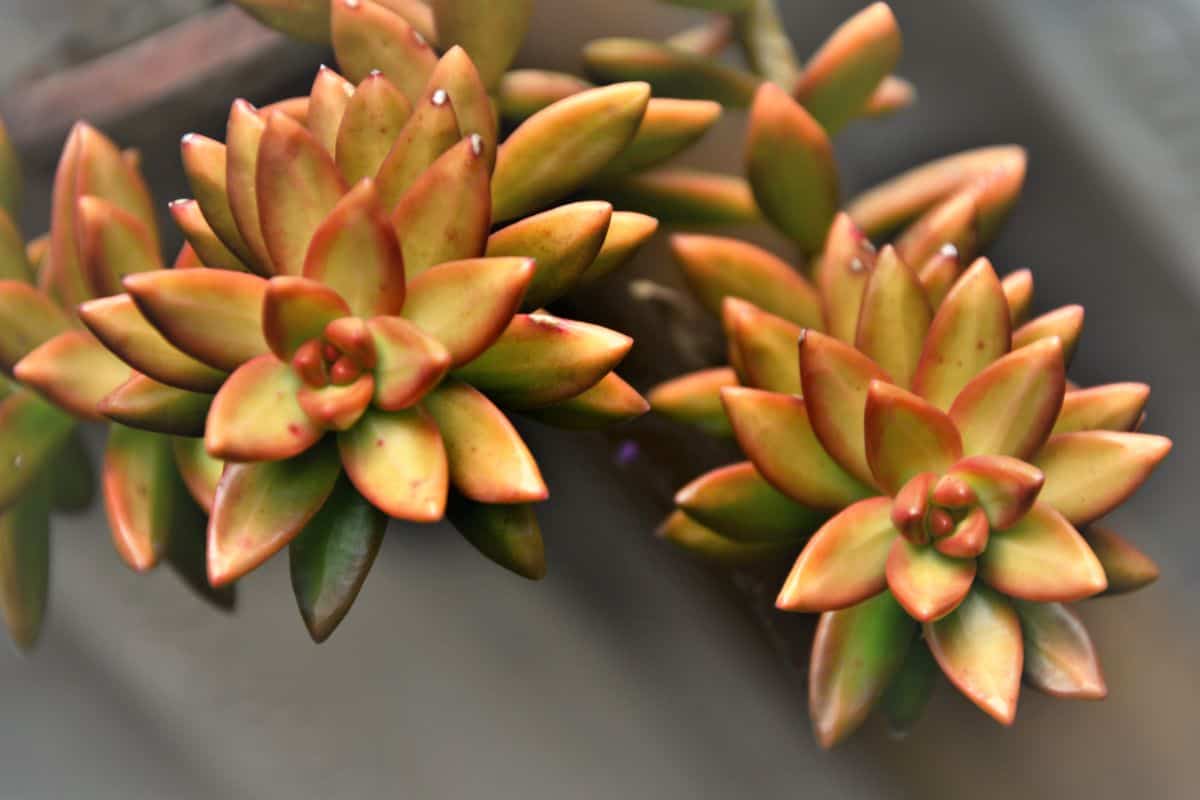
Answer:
[889,456,1046,559]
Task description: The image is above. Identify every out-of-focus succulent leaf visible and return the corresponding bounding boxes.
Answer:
[858,75,916,119]
[446,493,545,579]
[595,168,760,226]
[0,118,20,216]
[734,0,802,89]
[14,330,131,420]
[432,0,531,89]
[648,367,736,437]
[1014,600,1106,699]
[1000,268,1033,326]
[583,38,760,107]
[0,391,75,510]
[77,195,161,296]
[233,0,331,43]
[1083,525,1159,595]
[47,432,95,512]
[1053,384,1148,435]
[595,99,721,179]
[676,461,823,544]
[0,280,71,372]
[521,372,648,429]
[581,212,658,284]
[0,476,50,649]
[893,189,979,269]
[881,638,937,736]
[498,70,594,122]
[657,510,793,566]
[332,0,438,94]
[0,211,33,283]
[487,202,611,309]
[665,15,735,57]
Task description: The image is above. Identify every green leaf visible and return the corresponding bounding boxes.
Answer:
[446,493,544,579]
[0,475,50,649]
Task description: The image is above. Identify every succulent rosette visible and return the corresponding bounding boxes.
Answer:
[0,120,231,648]
[72,49,656,641]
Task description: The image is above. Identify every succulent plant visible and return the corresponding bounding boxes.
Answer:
[68,49,654,641]
[0,120,232,649]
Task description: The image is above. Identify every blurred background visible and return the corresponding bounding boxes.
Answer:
[0,1,1197,798]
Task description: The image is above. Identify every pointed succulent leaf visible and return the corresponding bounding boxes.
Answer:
[208,442,341,586]
[180,133,260,270]
[172,435,223,514]
[917,244,962,309]
[297,374,374,431]
[1034,431,1171,525]
[847,146,1027,237]
[103,425,175,571]
[746,83,839,255]
[289,473,387,642]
[71,124,158,247]
[169,199,250,273]
[423,379,547,503]
[205,355,323,461]
[935,506,990,559]
[498,70,593,121]
[979,502,1107,601]
[454,313,632,409]
[232,0,331,43]
[0,280,71,372]
[307,66,356,155]
[672,234,822,328]
[366,315,450,410]
[331,0,437,93]
[100,374,212,436]
[124,269,268,371]
[1001,268,1034,326]
[723,386,873,509]
[428,46,497,166]
[808,592,913,749]
[493,83,651,222]
[47,433,95,511]
[855,246,932,389]
[390,135,491,278]
[76,195,161,296]
[0,478,50,649]
[431,0,531,89]
[258,111,347,276]
[581,212,658,284]
[1053,383,1149,435]
[335,73,413,186]
[79,294,227,393]
[337,406,446,520]
[374,89,461,213]
[596,168,759,226]
[795,2,901,134]
[892,188,979,269]
[520,372,648,430]
[657,509,792,566]
[881,636,938,737]
[864,380,962,495]
[262,276,351,360]
[676,461,823,544]
[926,585,1022,725]
[724,298,803,394]
[581,38,759,107]
[1014,600,1106,699]
[1084,525,1159,595]
[0,211,32,283]
[799,330,890,487]
[886,537,975,622]
[777,496,895,612]
[261,96,309,122]
[944,455,1044,530]
[25,233,49,275]
[596,98,722,178]
[225,100,274,271]
[373,0,436,41]
[14,331,131,420]
[487,202,612,310]
[447,493,545,579]
[400,257,533,368]
[647,367,736,437]
[1012,306,1084,365]
[163,482,235,610]
[949,338,1065,460]
[41,126,91,306]
[859,75,916,119]
[913,258,1011,410]
[815,213,876,344]
[0,390,74,509]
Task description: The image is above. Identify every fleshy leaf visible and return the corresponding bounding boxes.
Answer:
[41,125,91,306]
[520,372,648,429]
[795,2,902,135]
[172,435,223,514]
[47,432,95,512]
[289,473,387,642]
[180,133,260,270]
[1014,600,1106,699]
[595,98,722,178]
[422,379,547,503]
[581,38,760,107]
[366,316,450,410]
[881,637,938,737]
[0,118,19,216]
[1084,525,1160,595]
[672,234,821,328]
[453,312,631,409]
[647,367,736,437]
[338,405,448,521]
[657,510,792,567]
[207,442,341,586]
[723,386,872,509]
[446,493,545,579]
[925,585,1023,725]
[76,195,161,296]
[979,502,1107,601]
[225,100,273,271]
[864,380,962,495]
[492,82,651,222]
[676,461,822,544]
[918,244,962,309]
[886,537,975,622]
[815,213,876,344]
[1053,383,1149,435]
[934,506,990,559]
[205,355,323,461]
[103,424,175,571]
[331,0,437,94]
[14,331,131,420]
[427,47,498,166]
[431,0,531,89]
[1012,305,1084,365]
[0,211,33,283]
[307,66,356,155]
[0,478,50,649]
[855,246,932,389]
[233,0,331,42]
[912,258,1011,410]
[262,276,351,361]
[0,280,71,372]
[169,198,249,273]
[124,269,268,371]
[892,188,979,269]
[335,72,413,185]
[944,455,1044,530]
[487,201,612,309]
[777,496,895,612]
[390,136,491,278]
[596,168,759,226]
[799,329,889,487]
[498,70,593,121]
[724,298,803,394]
[374,87,462,210]
[808,592,913,749]
[401,257,534,367]
[745,82,838,255]
[100,374,212,436]
[949,338,1065,461]
[581,212,659,284]
[1033,431,1171,525]
[860,75,916,119]
[297,374,373,431]
[1001,268,1034,326]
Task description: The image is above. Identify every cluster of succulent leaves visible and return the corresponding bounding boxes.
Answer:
[649,28,1168,746]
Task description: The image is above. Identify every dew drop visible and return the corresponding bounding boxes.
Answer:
[344,0,360,9]
[940,242,959,258]
[469,133,483,156]
[412,30,428,47]
[180,132,196,145]
[369,69,383,78]
[849,257,865,273]
[431,89,449,106]
[12,454,23,470]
